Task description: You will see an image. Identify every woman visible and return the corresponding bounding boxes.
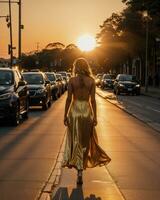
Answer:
[63,58,111,184]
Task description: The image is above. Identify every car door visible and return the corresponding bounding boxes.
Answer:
[14,70,28,112]
[44,74,51,102]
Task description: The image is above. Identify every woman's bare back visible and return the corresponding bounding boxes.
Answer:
[70,75,94,101]
[64,74,97,127]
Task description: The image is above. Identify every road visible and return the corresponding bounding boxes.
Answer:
[96,94,160,200]
[97,88,160,132]
[0,92,160,200]
[0,96,66,200]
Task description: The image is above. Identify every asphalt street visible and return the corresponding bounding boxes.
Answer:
[0,95,66,200]
[0,92,160,200]
[97,88,160,132]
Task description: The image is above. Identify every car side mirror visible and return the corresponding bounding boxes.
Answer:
[18,80,26,87]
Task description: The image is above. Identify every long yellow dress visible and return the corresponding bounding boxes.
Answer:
[63,77,111,170]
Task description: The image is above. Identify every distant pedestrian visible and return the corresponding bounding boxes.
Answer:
[63,58,111,185]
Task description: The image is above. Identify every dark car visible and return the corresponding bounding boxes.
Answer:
[58,71,69,90]
[100,74,116,89]
[56,73,66,94]
[0,67,29,125]
[113,74,141,95]
[22,72,52,110]
[95,73,103,86]
[45,72,60,100]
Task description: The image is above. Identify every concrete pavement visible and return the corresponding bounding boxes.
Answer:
[51,167,124,200]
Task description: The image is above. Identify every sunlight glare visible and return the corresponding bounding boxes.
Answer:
[77,34,96,52]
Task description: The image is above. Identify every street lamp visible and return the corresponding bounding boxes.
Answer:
[143,10,149,92]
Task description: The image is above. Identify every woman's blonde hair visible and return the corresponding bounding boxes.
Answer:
[73,57,93,77]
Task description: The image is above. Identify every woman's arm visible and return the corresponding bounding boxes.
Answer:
[64,79,73,126]
[90,80,97,126]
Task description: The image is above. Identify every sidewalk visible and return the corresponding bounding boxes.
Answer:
[51,167,125,200]
[141,86,160,99]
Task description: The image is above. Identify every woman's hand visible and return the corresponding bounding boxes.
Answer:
[64,116,68,126]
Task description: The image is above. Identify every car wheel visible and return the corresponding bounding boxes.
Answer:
[23,99,29,119]
[12,104,20,126]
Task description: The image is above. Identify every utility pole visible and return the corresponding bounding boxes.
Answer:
[8,0,13,66]
[18,0,22,67]
[0,0,22,67]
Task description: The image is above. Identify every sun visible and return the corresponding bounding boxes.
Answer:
[76,34,96,52]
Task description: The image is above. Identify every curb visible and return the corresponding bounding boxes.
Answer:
[36,131,66,200]
[96,91,160,133]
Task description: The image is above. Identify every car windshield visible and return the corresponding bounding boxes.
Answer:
[23,73,44,84]
[0,71,13,85]
[119,75,136,81]
[46,73,56,81]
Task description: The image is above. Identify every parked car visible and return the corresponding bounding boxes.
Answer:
[100,74,116,89]
[45,72,60,100]
[67,72,72,79]
[56,73,66,93]
[58,71,69,89]
[95,73,103,86]
[0,67,29,125]
[22,72,52,110]
[113,74,141,95]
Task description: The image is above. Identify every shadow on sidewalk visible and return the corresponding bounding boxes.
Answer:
[53,186,102,200]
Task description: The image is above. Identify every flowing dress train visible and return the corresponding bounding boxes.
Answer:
[63,99,111,170]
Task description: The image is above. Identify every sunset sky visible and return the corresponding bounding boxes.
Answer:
[0,0,124,58]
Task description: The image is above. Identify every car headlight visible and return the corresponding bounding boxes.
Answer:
[135,84,140,87]
[119,83,125,87]
[0,93,12,100]
[36,89,45,94]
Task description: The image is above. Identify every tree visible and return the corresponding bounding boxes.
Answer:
[62,44,81,71]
